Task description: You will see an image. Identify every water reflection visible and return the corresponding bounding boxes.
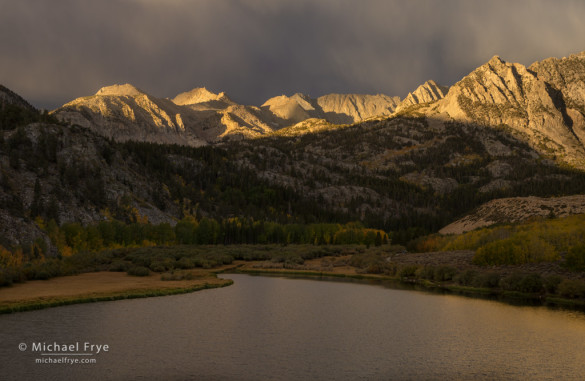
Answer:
[1,273,585,380]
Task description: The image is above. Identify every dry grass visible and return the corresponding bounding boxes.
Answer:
[0,265,237,313]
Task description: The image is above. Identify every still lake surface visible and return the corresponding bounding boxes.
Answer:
[2,273,585,380]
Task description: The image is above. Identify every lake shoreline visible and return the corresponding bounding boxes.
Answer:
[2,252,585,314]
[232,263,585,311]
[0,268,235,314]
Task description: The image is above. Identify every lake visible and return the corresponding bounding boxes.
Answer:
[2,273,585,380]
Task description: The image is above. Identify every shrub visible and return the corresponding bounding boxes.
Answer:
[176,257,195,269]
[366,262,396,275]
[433,266,457,282]
[543,275,563,294]
[565,244,585,271]
[518,274,543,294]
[500,273,524,291]
[416,266,436,280]
[127,266,150,277]
[399,265,419,278]
[109,260,130,272]
[557,279,585,299]
[473,234,558,266]
[472,272,501,288]
[454,269,478,286]
[149,257,175,272]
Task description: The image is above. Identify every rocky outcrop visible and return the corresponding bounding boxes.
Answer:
[316,93,401,124]
[261,93,324,125]
[261,92,401,126]
[54,86,405,144]
[172,87,236,111]
[435,54,585,169]
[440,195,585,235]
[172,87,233,106]
[53,84,212,146]
[396,80,448,112]
[50,50,585,170]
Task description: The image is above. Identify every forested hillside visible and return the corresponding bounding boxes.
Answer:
[2,97,585,259]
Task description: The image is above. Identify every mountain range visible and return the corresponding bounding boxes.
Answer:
[2,50,585,251]
[53,84,405,145]
[51,51,585,169]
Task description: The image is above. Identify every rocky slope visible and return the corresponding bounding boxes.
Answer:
[429,53,585,169]
[3,95,585,250]
[0,85,37,111]
[54,84,212,146]
[0,121,179,251]
[395,80,449,112]
[261,93,324,125]
[316,93,401,124]
[53,86,404,144]
[260,92,401,126]
[5,49,585,249]
[439,195,585,235]
[172,87,235,108]
[50,51,585,171]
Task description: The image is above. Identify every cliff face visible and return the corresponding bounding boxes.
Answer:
[434,54,585,169]
[316,93,401,124]
[261,93,323,125]
[396,80,448,112]
[261,92,401,126]
[54,84,212,146]
[53,85,405,143]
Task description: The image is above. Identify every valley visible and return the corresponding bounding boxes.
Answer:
[1,50,585,311]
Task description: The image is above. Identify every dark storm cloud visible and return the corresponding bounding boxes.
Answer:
[1,0,584,109]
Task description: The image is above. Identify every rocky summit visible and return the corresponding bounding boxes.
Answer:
[430,53,585,169]
[395,80,449,113]
[50,51,585,170]
[52,86,406,145]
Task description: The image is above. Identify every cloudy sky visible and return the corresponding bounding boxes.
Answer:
[1,0,584,109]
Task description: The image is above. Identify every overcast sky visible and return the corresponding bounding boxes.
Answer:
[1,0,584,109]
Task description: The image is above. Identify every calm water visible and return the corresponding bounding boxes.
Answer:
[2,274,585,380]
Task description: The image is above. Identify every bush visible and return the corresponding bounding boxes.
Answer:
[127,266,150,277]
[472,272,501,288]
[473,234,558,266]
[109,260,130,272]
[176,257,195,269]
[544,275,563,294]
[433,266,457,282]
[557,279,585,298]
[454,269,478,286]
[518,274,543,294]
[149,257,175,272]
[399,265,419,278]
[416,266,436,280]
[366,262,396,275]
[500,273,524,291]
[565,244,585,271]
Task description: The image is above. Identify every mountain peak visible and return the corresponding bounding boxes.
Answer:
[487,55,504,65]
[96,84,146,97]
[396,80,449,111]
[172,87,232,106]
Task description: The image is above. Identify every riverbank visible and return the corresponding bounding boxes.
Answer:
[232,255,585,310]
[0,266,235,314]
[2,246,585,314]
